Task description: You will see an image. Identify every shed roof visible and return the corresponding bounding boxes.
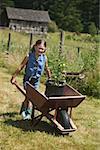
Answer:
[6,7,50,23]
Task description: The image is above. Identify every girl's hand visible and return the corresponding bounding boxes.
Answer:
[10,77,16,84]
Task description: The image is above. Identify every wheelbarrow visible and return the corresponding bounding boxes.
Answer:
[13,81,86,135]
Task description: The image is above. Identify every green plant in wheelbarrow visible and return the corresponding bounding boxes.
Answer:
[45,56,67,96]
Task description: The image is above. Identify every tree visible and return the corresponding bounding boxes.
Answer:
[0,0,15,25]
[48,0,70,29]
[62,5,83,32]
[1,0,14,8]
[14,0,33,9]
[79,0,99,33]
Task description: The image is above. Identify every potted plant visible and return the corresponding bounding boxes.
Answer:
[45,50,67,97]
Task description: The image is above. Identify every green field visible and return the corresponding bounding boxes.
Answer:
[0,29,100,150]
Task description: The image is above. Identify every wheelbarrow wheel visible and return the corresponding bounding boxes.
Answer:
[56,110,71,129]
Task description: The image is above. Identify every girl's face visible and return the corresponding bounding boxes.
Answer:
[35,42,46,56]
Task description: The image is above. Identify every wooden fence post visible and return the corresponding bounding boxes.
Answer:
[7,33,11,51]
[77,47,80,54]
[29,33,33,49]
[59,30,64,56]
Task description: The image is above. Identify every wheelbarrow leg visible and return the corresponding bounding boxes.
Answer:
[68,107,72,118]
[19,102,25,114]
[19,97,29,114]
[31,104,43,126]
[31,104,35,118]
[31,114,43,126]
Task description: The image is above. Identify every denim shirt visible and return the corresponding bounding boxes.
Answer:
[23,51,46,89]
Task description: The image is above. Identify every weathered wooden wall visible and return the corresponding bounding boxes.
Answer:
[9,20,48,34]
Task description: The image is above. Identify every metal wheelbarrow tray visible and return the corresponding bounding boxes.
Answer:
[25,82,86,134]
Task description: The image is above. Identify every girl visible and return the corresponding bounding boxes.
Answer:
[11,39,51,119]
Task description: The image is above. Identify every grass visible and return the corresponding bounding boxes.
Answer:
[0,67,100,150]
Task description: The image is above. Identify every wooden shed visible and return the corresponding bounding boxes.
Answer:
[6,7,51,34]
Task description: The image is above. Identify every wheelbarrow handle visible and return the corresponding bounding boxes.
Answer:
[13,82,26,96]
[62,70,85,79]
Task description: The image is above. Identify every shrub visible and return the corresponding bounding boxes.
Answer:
[88,22,97,36]
[48,21,58,33]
